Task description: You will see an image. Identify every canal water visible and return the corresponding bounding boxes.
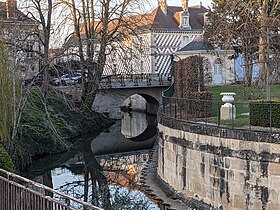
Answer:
[22,110,160,210]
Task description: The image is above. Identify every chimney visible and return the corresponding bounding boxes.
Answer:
[159,0,167,15]
[182,0,189,12]
[6,0,17,18]
[180,0,191,30]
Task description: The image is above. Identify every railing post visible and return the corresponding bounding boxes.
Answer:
[217,101,220,127]
[205,101,208,125]
[159,74,163,85]
[170,98,172,117]
[42,188,46,210]
[7,173,10,210]
[249,102,251,130]
[231,102,234,128]
[163,96,165,114]
[269,102,272,133]
[174,99,177,118]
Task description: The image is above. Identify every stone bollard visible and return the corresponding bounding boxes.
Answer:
[220,92,236,120]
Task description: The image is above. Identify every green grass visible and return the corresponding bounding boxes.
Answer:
[205,84,280,127]
[207,84,280,103]
[207,115,250,128]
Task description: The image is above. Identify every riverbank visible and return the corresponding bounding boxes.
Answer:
[2,90,114,171]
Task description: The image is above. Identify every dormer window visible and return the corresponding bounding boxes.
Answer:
[183,17,187,25]
[179,11,191,30]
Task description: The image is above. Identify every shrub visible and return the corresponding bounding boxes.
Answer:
[250,100,280,128]
[0,145,14,172]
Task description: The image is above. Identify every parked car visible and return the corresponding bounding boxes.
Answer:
[52,74,73,86]
[24,74,44,86]
[70,72,82,84]
[52,73,82,86]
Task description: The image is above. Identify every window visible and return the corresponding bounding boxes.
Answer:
[214,58,222,75]
[183,36,189,41]
[183,17,187,25]
[26,43,33,58]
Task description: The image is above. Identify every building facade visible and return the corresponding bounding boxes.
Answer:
[175,35,236,85]
[107,0,208,77]
[0,0,40,80]
[63,0,207,79]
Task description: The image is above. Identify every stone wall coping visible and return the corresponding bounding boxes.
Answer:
[158,113,280,144]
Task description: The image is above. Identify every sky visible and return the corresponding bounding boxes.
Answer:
[157,0,212,8]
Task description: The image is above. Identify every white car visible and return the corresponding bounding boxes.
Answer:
[52,74,75,86]
[52,72,82,86]
[70,72,82,84]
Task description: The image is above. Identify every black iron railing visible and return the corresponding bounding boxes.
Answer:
[161,95,280,133]
[100,73,170,88]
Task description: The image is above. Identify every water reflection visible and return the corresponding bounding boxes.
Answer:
[23,117,159,210]
[121,111,157,142]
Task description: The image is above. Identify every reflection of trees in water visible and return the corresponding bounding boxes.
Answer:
[56,143,155,210]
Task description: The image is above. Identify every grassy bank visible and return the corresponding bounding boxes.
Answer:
[5,89,113,171]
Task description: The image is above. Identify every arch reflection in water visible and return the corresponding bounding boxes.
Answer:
[121,111,157,142]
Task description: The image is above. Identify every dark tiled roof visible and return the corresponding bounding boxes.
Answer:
[152,5,207,30]
[66,4,208,46]
[179,35,214,51]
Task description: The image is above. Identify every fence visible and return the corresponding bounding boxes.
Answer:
[161,95,280,133]
[0,168,103,210]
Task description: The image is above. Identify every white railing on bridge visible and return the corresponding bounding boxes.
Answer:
[100,73,171,89]
[0,168,103,210]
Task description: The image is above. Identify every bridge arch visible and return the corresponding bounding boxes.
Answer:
[92,86,167,119]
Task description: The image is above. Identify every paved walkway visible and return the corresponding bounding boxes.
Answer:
[140,140,188,210]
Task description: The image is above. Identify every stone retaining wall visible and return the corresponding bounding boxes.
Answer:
[157,114,280,210]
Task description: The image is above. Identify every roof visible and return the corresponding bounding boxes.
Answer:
[178,35,214,51]
[152,5,207,30]
[65,4,208,47]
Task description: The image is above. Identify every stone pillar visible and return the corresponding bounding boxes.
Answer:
[220,92,236,120]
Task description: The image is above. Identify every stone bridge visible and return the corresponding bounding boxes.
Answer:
[92,74,171,119]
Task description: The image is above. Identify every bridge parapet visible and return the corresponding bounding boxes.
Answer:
[100,73,171,89]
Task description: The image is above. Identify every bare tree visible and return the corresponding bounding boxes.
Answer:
[58,0,152,108]
[205,0,279,87]
[22,0,54,94]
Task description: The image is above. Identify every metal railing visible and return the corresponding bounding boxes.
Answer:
[161,95,280,133]
[100,73,171,88]
[0,168,103,210]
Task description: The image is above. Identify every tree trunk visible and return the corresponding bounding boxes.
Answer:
[258,0,268,87]
[244,50,252,86]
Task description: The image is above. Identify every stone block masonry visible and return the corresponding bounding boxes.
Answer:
[157,114,280,210]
